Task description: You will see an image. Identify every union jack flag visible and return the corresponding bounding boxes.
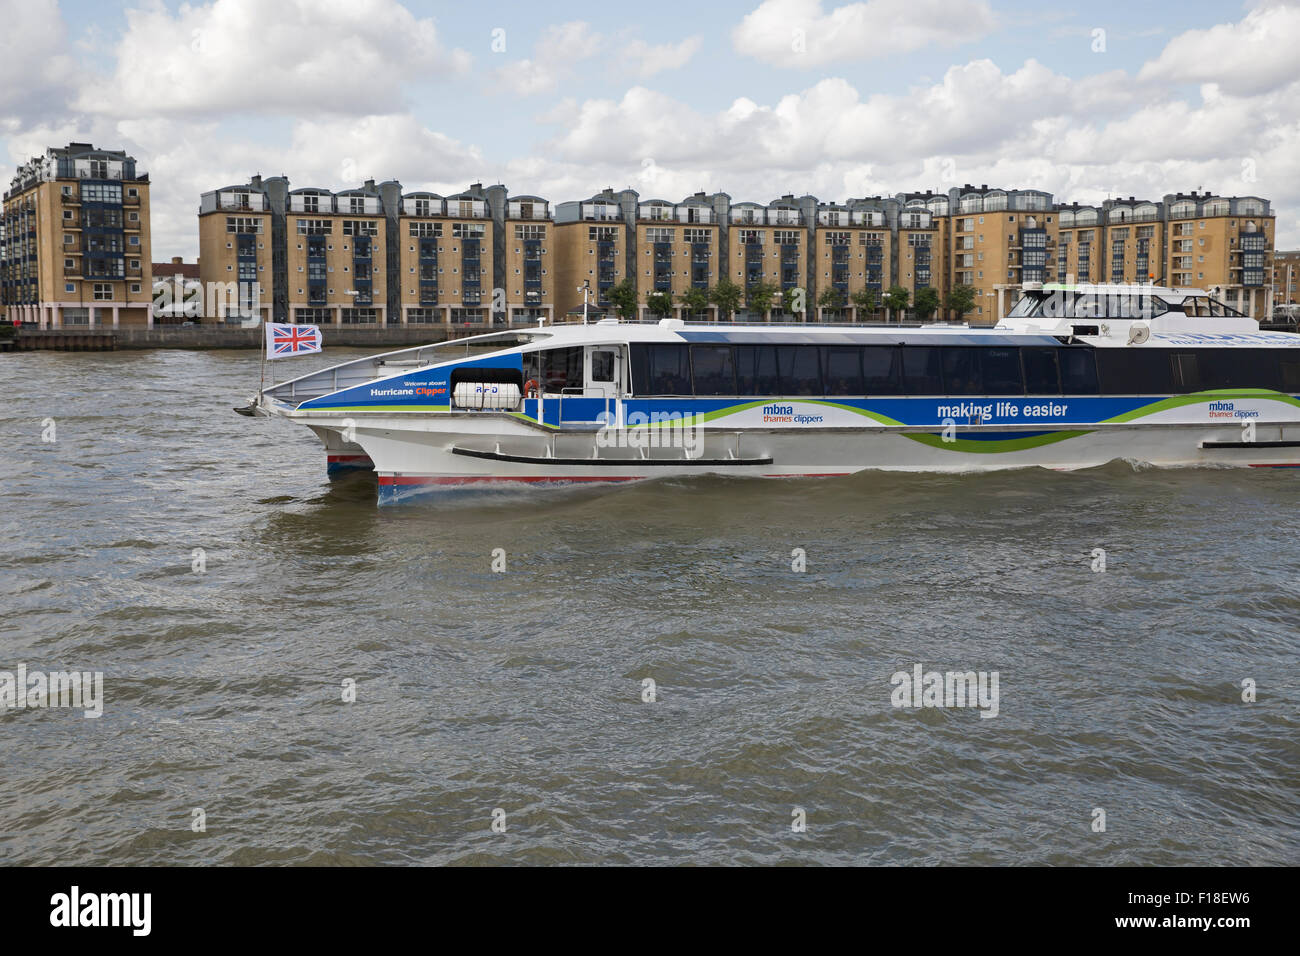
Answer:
[266,323,323,359]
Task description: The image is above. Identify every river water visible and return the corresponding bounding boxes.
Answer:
[1,347,1297,865]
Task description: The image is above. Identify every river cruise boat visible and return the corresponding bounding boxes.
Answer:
[244,283,1300,502]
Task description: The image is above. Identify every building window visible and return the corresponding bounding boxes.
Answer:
[130,283,141,293]
[65,283,75,293]
[93,283,112,300]
[226,217,263,233]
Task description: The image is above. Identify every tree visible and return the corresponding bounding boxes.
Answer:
[678,285,710,318]
[607,279,639,321]
[645,291,675,318]
[745,281,779,317]
[850,287,879,320]
[709,278,744,321]
[818,287,846,314]
[945,284,977,321]
[914,286,941,320]
[883,285,910,321]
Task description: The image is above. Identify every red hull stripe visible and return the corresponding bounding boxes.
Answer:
[379,475,640,486]
[1248,463,1300,468]
[328,454,373,463]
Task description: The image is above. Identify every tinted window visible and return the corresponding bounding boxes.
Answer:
[590,350,614,383]
[735,345,780,395]
[1022,348,1060,395]
[649,344,691,395]
[1097,349,1175,394]
[1280,353,1300,393]
[862,346,902,394]
[941,348,982,396]
[1171,352,1200,392]
[981,348,1024,394]
[902,347,943,394]
[629,345,650,394]
[691,345,736,395]
[777,346,821,395]
[822,346,863,395]
[1059,349,1099,394]
[541,346,583,391]
[1189,349,1279,390]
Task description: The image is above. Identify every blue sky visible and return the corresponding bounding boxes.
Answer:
[4,0,1296,257]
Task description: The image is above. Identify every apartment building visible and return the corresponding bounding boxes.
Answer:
[813,198,892,320]
[629,194,722,319]
[199,179,555,327]
[1,143,152,328]
[553,189,635,319]
[1274,250,1299,309]
[1162,192,1273,317]
[942,186,1054,325]
[727,195,813,319]
[194,174,1281,327]
[197,176,276,324]
[280,183,388,325]
[503,194,554,324]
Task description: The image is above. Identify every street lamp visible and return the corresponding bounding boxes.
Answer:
[577,279,592,325]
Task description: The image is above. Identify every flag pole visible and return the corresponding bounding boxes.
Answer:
[258,318,269,397]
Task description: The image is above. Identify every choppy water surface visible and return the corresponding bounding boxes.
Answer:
[1,348,1297,865]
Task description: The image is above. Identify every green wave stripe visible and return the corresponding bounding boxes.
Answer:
[1100,389,1300,423]
[903,430,1093,453]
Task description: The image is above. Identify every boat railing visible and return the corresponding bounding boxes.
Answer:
[261,329,537,406]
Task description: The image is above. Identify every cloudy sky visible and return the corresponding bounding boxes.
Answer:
[3,0,1297,259]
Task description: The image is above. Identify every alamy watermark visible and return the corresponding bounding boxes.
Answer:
[890,663,999,718]
[1,664,103,718]
[596,410,704,456]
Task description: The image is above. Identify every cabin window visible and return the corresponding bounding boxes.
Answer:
[691,345,736,395]
[535,346,583,392]
[862,346,902,393]
[1096,349,1175,394]
[1171,353,1201,391]
[1173,350,1278,392]
[821,346,863,395]
[648,344,691,395]
[1280,355,1300,392]
[1022,348,1061,395]
[590,350,615,383]
[979,348,1024,394]
[776,346,822,395]
[735,345,780,395]
[902,347,943,394]
[1058,349,1099,394]
[941,349,983,396]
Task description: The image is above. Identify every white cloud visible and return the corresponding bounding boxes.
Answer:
[492,21,601,96]
[1137,2,1300,96]
[76,0,471,117]
[624,35,703,77]
[733,0,995,66]
[0,0,74,120]
[495,24,704,93]
[534,44,1300,246]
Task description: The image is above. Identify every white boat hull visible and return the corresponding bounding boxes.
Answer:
[287,411,1300,501]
